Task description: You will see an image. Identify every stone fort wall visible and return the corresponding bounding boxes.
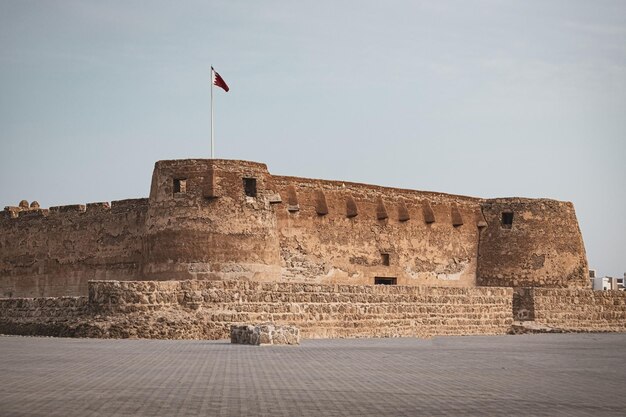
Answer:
[514,287,626,332]
[0,199,148,298]
[1,159,589,297]
[2,280,625,340]
[0,280,514,339]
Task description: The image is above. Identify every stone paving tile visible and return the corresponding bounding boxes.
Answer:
[0,334,625,416]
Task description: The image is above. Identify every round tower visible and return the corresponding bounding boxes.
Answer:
[141,159,281,282]
[478,198,589,288]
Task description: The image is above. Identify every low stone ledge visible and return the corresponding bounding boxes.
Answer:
[230,323,300,346]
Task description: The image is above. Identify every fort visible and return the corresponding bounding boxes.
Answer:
[0,159,624,339]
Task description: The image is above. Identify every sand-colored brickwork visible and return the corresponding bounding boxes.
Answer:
[514,287,626,332]
[479,199,588,288]
[0,200,147,298]
[1,159,589,297]
[0,280,513,339]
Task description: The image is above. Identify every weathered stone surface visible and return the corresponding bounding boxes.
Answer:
[397,201,410,222]
[479,199,588,288]
[346,195,358,218]
[512,287,626,332]
[0,159,589,298]
[451,204,463,227]
[376,197,388,220]
[3,280,625,340]
[231,324,300,345]
[315,190,328,215]
[0,280,515,340]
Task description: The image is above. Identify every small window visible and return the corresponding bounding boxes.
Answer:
[381,253,390,266]
[375,277,397,285]
[243,178,257,197]
[173,178,187,194]
[501,212,514,228]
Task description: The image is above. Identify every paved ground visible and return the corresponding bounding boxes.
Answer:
[1,334,625,416]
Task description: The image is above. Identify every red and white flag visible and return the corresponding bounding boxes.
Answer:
[212,67,229,92]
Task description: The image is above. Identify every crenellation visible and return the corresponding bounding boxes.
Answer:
[346,195,358,217]
[376,197,388,220]
[110,198,149,213]
[3,207,20,219]
[17,209,49,218]
[451,204,464,227]
[397,201,410,222]
[315,190,329,215]
[422,202,436,223]
[86,202,111,212]
[49,204,86,213]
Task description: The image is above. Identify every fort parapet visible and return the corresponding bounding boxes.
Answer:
[0,159,589,298]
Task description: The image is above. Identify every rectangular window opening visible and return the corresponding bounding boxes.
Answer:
[501,212,514,228]
[381,253,390,266]
[173,178,187,194]
[243,178,257,197]
[375,277,397,285]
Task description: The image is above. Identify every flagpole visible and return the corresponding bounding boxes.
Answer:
[211,66,215,159]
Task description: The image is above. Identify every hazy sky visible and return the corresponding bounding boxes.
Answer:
[1,1,624,277]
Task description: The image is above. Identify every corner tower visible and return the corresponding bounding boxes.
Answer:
[478,198,589,288]
[141,159,281,282]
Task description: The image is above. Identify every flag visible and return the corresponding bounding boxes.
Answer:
[212,67,229,92]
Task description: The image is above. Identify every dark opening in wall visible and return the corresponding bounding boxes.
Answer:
[173,178,187,194]
[243,178,257,197]
[375,277,397,285]
[502,212,514,228]
[381,253,390,266]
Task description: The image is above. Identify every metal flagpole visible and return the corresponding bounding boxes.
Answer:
[211,66,215,159]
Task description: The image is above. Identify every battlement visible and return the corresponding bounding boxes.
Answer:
[1,198,150,224]
[0,159,589,298]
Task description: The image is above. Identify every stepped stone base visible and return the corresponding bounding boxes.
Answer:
[2,280,626,340]
[231,324,300,345]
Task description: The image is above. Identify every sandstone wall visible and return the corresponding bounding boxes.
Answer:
[478,199,589,288]
[513,287,626,332]
[0,200,148,298]
[141,159,487,287]
[0,159,592,297]
[0,296,88,336]
[271,176,485,287]
[0,280,514,339]
[141,159,282,282]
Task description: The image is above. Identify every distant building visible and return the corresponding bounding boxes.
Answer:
[590,270,625,291]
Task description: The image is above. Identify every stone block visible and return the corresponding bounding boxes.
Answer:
[230,323,300,346]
